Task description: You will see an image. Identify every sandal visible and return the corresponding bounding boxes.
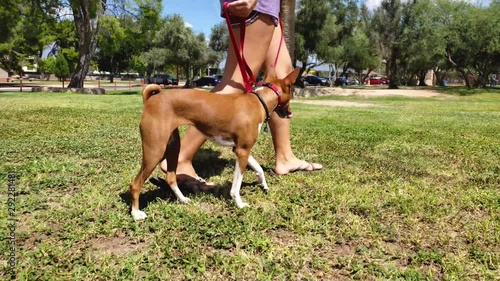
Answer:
[271,161,323,176]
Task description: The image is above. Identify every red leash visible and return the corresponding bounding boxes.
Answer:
[222,2,284,93]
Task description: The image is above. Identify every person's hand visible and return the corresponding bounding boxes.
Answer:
[225,0,259,18]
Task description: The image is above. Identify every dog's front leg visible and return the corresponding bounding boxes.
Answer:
[247,155,269,193]
[231,148,250,208]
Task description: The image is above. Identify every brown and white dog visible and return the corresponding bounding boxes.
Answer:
[129,67,300,220]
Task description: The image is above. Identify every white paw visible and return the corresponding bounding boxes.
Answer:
[131,209,147,220]
[262,184,269,193]
[236,202,250,209]
[178,197,191,204]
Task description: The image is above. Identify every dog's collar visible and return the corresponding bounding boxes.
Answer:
[262,83,282,105]
[252,90,271,123]
[252,83,282,123]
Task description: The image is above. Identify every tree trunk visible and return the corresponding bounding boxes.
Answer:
[109,57,114,83]
[417,70,426,86]
[462,71,472,88]
[388,48,400,89]
[183,63,191,88]
[145,64,154,84]
[68,0,103,88]
[280,0,296,62]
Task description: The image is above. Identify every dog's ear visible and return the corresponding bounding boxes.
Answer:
[284,67,301,86]
[264,65,277,82]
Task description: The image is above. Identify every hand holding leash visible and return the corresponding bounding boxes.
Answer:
[225,0,259,18]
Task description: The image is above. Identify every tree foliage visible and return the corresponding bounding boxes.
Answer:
[54,52,70,87]
[444,1,500,87]
[96,15,126,82]
[1,0,498,90]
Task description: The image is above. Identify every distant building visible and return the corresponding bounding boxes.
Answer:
[0,68,9,82]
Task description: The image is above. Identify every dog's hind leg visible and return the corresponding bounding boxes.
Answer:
[130,148,165,220]
[165,128,190,204]
[247,155,269,193]
[129,123,171,220]
[231,147,250,208]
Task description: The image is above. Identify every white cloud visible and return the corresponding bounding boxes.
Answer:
[364,0,383,10]
[184,21,193,29]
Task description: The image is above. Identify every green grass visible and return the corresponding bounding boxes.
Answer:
[0,89,499,280]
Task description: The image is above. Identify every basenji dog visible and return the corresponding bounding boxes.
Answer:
[129,67,300,220]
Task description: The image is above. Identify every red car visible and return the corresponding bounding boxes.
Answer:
[365,77,388,85]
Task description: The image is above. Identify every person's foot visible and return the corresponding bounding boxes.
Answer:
[160,159,197,177]
[160,159,214,187]
[273,158,323,175]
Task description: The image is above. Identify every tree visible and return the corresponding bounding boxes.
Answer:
[372,0,416,89]
[295,0,332,72]
[208,22,228,69]
[68,0,105,88]
[150,14,214,86]
[37,56,56,80]
[189,33,219,83]
[0,0,56,73]
[132,0,164,80]
[399,0,446,86]
[54,52,70,87]
[52,19,80,73]
[342,30,380,83]
[444,1,500,88]
[295,0,361,74]
[129,55,147,75]
[96,15,125,82]
[0,0,21,44]
[280,0,297,59]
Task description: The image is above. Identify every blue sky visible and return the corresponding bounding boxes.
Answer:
[162,0,224,37]
[161,0,492,38]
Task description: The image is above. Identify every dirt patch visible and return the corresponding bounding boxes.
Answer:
[87,236,145,257]
[293,87,448,107]
[328,88,443,98]
[293,100,374,107]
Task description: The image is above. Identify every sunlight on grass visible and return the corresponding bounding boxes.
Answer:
[0,90,498,280]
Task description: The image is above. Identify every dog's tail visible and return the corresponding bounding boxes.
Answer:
[142,84,162,103]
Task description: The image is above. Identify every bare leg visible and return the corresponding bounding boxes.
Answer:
[162,15,276,177]
[164,15,322,177]
[265,22,323,175]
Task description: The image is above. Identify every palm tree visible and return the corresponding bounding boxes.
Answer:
[280,0,296,59]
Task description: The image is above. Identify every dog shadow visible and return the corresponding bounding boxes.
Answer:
[191,148,230,178]
[119,176,265,211]
[120,148,265,210]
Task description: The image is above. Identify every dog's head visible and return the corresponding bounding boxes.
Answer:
[263,67,301,118]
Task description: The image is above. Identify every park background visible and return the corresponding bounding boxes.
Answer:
[1,0,499,280]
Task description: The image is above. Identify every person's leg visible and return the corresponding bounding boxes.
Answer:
[264,22,323,175]
[161,14,276,177]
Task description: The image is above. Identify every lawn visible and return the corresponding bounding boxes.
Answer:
[0,88,499,280]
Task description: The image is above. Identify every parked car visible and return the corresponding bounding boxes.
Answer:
[148,74,178,86]
[193,76,220,87]
[303,75,328,86]
[334,77,359,86]
[365,77,388,85]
